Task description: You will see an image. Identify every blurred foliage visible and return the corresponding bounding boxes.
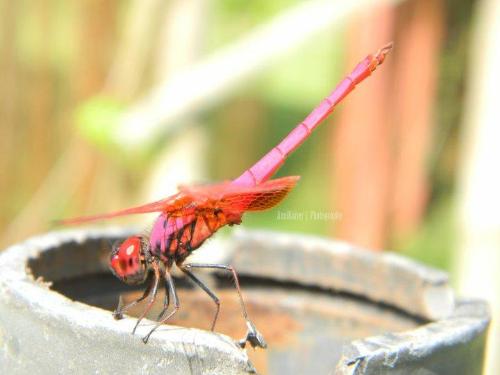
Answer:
[208,0,300,49]
[399,197,455,273]
[76,95,125,150]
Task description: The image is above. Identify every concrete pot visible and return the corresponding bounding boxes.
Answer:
[0,228,490,374]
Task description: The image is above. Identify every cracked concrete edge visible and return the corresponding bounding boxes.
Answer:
[0,228,256,375]
[229,229,455,320]
[334,300,490,375]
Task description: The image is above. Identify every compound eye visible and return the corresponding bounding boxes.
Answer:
[110,236,142,278]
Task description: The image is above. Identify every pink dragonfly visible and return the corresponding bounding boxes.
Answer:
[61,43,392,347]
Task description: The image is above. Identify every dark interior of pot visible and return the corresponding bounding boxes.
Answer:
[27,234,422,374]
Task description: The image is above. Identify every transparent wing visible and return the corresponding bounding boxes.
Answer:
[216,176,300,212]
[56,194,182,225]
[59,176,299,225]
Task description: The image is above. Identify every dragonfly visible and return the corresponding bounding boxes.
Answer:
[60,43,392,347]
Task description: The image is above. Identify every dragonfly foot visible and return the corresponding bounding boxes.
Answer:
[238,321,267,349]
[131,320,142,336]
[112,295,125,320]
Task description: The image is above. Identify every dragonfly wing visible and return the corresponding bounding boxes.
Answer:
[217,176,300,212]
[59,176,300,225]
[57,193,182,225]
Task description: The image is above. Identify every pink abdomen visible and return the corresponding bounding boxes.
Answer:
[149,213,217,262]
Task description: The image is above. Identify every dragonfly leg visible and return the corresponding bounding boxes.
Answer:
[113,279,154,320]
[131,261,161,335]
[180,266,220,331]
[142,269,179,344]
[156,281,170,320]
[183,263,267,349]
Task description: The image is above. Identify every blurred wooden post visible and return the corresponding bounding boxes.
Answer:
[456,0,500,373]
[331,5,395,250]
[74,1,117,100]
[332,0,444,249]
[70,0,120,210]
[390,0,444,239]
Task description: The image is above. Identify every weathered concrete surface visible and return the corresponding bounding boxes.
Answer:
[0,228,490,374]
[334,300,490,375]
[0,228,255,375]
[230,230,454,320]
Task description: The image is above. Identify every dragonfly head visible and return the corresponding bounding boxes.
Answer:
[109,236,148,285]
